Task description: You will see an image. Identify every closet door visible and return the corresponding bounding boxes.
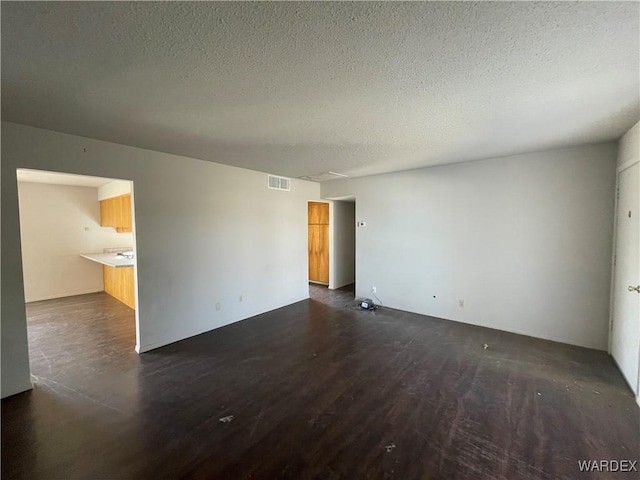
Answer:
[308,202,329,284]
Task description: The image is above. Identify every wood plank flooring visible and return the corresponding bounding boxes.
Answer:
[2,286,639,479]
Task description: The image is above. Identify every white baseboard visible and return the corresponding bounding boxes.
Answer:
[25,289,104,303]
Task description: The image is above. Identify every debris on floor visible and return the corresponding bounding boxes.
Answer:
[483,343,489,350]
[385,443,396,452]
[537,392,541,396]
[219,415,234,423]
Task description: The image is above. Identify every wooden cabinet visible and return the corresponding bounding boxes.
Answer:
[308,202,329,284]
[103,266,135,309]
[100,194,132,233]
[100,197,114,226]
[120,195,132,231]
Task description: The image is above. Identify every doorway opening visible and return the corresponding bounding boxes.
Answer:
[308,201,330,285]
[16,168,140,391]
[308,198,356,298]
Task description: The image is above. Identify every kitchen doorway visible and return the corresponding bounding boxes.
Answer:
[15,168,140,390]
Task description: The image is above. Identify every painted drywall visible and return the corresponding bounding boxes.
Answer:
[98,180,132,200]
[17,182,133,302]
[1,122,319,398]
[329,201,356,290]
[321,144,618,350]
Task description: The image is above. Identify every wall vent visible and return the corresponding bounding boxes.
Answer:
[267,175,291,191]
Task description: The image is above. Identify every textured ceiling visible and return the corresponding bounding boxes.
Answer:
[2,2,639,179]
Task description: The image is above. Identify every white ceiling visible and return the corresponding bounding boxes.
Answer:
[2,2,639,179]
[17,169,116,188]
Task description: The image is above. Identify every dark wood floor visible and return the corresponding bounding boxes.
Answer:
[2,285,639,479]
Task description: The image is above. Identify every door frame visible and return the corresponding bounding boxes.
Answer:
[308,200,331,286]
[307,198,357,292]
[14,169,142,390]
[608,158,640,404]
[319,196,358,293]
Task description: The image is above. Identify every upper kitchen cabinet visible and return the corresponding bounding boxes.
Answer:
[100,194,132,233]
[115,194,132,231]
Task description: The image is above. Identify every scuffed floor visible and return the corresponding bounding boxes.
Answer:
[2,288,638,479]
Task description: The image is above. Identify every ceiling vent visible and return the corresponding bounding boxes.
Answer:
[267,174,291,191]
[298,171,348,182]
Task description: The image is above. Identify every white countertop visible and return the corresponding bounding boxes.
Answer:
[80,252,134,268]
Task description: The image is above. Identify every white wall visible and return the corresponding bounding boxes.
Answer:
[98,180,131,200]
[17,182,133,302]
[1,122,319,398]
[329,201,355,290]
[322,144,618,350]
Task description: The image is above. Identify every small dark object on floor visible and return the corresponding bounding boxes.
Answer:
[360,298,378,310]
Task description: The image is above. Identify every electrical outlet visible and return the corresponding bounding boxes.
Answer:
[239,295,243,302]
[459,300,464,308]
[215,302,221,311]
[371,286,377,293]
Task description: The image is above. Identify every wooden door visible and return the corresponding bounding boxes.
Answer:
[611,163,640,396]
[308,202,329,225]
[308,202,329,284]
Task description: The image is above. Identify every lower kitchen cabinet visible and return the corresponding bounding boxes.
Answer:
[103,265,135,309]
